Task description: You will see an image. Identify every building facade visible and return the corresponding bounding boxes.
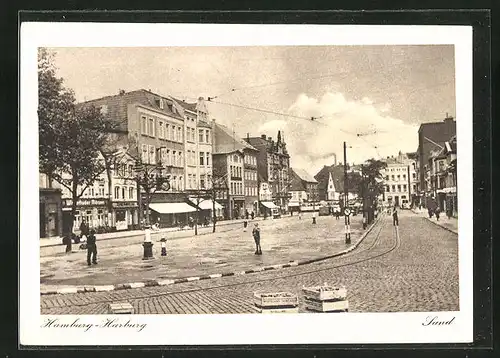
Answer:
[416,115,456,207]
[381,152,417,208]
[245,131,291,213]
[243,145,259,216]
[212,122,259,219]
[172,97,213,191]
[288,168,319,210]
[39,173,63,238]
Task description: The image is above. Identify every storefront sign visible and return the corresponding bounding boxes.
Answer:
[112,201,138,208]
[62,198,109,207]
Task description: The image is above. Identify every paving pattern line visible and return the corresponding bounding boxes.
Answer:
[40,216,382,296]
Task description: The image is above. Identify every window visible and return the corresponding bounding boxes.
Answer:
[385,175,389,181]
[179,151,183,167]
[166,149,171,166]
[148,118,155,137]
[158,121,164,139]
[159,98,164,109]
[179,176,183,191]
[199,152,204,166]
[403,184,407,191]
[412,173,416,179]
[386,185,390,192]
[122,187,125,199]
[207,175,211,188]
[397,175,401,181]
[199,129,204,143]
[391,175,395,181]
[129,187,134,199]
[166,124,170,140]
[172,126,177,141]
[397,185,401,192]
[149,145,156,164]
[206,152,210,166]
[141,116,148,135]
[172,176,177,191]
[141,144,148,163]
[178,127,182,142]
[392,185,396,192]
[200,177,205,189]
[234,154,238,162]
[205,130,210,143]
[172,151,177,166]
[402,174,406,181]
[114,186,120,199]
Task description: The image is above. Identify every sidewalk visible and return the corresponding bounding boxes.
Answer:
[40,216,266,248]
[412,209,458,234]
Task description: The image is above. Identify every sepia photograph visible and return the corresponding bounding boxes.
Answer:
[20,23,473,345]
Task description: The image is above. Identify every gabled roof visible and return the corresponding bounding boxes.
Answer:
[291,168,318,184]
[170,97,197,112]
[213,123,258,154]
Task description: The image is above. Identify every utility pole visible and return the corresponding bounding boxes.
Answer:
[344,141,351,244]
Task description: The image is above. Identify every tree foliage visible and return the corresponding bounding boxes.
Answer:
[38,48,117,218]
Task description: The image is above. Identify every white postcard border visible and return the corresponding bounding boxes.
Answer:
[20,23,473,346]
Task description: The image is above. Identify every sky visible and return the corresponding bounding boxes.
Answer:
[49,45,456,176]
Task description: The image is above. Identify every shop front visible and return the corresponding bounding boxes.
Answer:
[260,201,280,218]
[39,188,63,238]
[230,196,245,219]
[61,198,110,233]
[149,202,197,228]
[112,201,139,231]
[188,198,224,224]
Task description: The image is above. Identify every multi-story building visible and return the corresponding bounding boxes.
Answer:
[242,135,259,217]
[172,97,213,191]
[314,164,348,202]
[39,173,63,238]
[59,150,139,232]
[245,131,291,213]
[416,114,456,207]
[381,151,417,208]
[83,89,192,225]
[288,168,319,211]
[427,135,457,216]
[212,122,258,219]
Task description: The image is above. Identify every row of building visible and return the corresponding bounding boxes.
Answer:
[39,89,292,238]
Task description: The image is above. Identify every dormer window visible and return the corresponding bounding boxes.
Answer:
[159,98,164,109]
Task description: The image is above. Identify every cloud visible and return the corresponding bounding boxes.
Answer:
[258,92,419,177]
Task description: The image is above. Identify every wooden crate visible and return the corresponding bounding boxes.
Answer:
[108,302,134,314]
[259,307,299,314]
[304,298,349,313]
[253,292,299,308]
[302,286,347,301]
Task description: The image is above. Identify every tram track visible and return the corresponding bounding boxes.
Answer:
[43,215,401,309]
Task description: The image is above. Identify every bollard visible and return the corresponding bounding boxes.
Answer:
[142,228,154,260]
[303,284,348,313]
[160,237,167,256]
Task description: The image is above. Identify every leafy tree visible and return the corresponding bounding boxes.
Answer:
[38,48,117,229]
[359,159,387,223]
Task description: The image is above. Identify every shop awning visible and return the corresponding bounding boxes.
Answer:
[188,198,223,210]
[437,187,457,194]
[261,201,279,209]
[149,202,197,214]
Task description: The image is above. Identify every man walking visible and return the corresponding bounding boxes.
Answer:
[252,223,262,255]
[86,229,98,266]
[392,205,399,227]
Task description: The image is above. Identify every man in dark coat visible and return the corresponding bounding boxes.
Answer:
[392,206,399,227]
[79,219,89,240]
[252,223,262,255]
[86,229,98,266]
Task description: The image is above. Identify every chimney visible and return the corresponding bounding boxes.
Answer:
[119,89,126,95]
[261,134,266,139]
[247,133,250,140]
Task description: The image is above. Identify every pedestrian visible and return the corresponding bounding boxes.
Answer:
[312,210,317,224]
[428,207,433,218]
[298,211,302,220]
[435,207,441,221]
[245,210,249,220]
[392,206,399,227]
[243,219,248,232]
[251,211,255,220]
[79,219,89,241]
[252,223,262,255]
[362,214,367,229]
[86,229,98,266]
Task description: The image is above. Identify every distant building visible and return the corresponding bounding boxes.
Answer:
[380,151,417,208]
[289,168,319,211]
[416,115,456,206]
[244,131,291,213]
[314,164,346,202]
